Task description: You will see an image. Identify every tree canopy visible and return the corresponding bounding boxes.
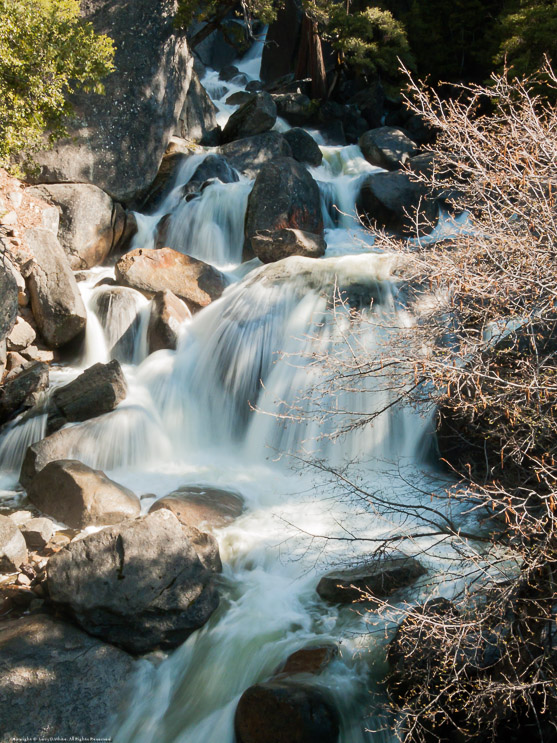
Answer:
[0,0,114,166]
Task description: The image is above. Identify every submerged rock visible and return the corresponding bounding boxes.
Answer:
[235,680,340,743]
[0,514,28,572]
[0,615,135,741]
[221,92,277,144]
[25,228,87,348]
[149,485,245,530]
[28,459,140,529]
[46,359,127,434]
[244,157,323,259]
[250,228,326,264]
[148,289,191,353]
[317,554,426,604]
[46,509,220,654]
[359,127,418,171]
[115,247,227,313]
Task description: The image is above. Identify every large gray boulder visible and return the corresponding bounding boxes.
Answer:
[359,127,418,171]
[219,132,292,179]
[221,92,277,144]
[0,361,49,425]
[235,680,340,743]
[25,228,87,348]
[47,509,220,653]
[28,459,140,529]
[316,554,426,604]
[0,514,28,572]
[27,184,128,270]
[244,158,323,259]
[0,615,135,741]
[115,247,227,313]
[26,0,194,203]
[284,128,323,167]
[46,359,127,433]
[177,69,220,146]
[356,171,439,237]
[147,290,191,353]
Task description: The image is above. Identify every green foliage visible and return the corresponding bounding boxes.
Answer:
[175,0,277,31]
[0,0,114,165]
[495,0,557,78]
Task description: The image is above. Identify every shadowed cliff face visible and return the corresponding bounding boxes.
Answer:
[27,0,193,204]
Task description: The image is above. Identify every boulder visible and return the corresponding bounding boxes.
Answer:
[235,680,340,743]
[0,361,49,425]
[149,485,245,530]
[272,93,314,126]
[219,132,293,179]
[93,287,145,362]
[6,316,36,351]
[260,0,304,84]
[183,154,239,197]
[221,92,277,144]
[283,128,322,167]
[359,127,418,170]
[276,645,338,677]
[138,150,192,211]
[0,256,18,344]
[20,426,90,489]
[46,509,220,653]
[148,290,191,353]
[250,229,326,264]
[19,517,55,550]
[25,228,87,348]
[25,0,194,203]
[226,91,254,106]
[27,184,127,270]
[356,171,439,237]
[177,69,220,146]
[115,248,227,314]
[316,554,426,604]
[246,80,263,92]
[0,515,28,572]
[219,65,241,82]
[46,359,127,434]
[27,459,140,529]
[244,158,323,258]
[178,522,222,574]
[0,615,134,741]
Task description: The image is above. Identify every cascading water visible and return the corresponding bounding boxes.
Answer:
[0,33,476,743]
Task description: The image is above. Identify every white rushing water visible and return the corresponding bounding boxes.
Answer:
[0,33,480,743]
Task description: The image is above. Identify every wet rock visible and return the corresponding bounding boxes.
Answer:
[27,184,126,270]
[138,150,192,211]
[6,315,35,352]
[317,554,426,604]
[359,127,418,171]
[356,171,439,237]
[219,65,240,82]
[148,290,191,353]
[177,69,220,146]
[25,228,87,348]
[221,92,277,144]
[0,515,28,572]
[250,228,326,264]
[28,459,140,529]
[0,361,49,425]
[283,128,323,167]
[276,645,339,677]
[219,131,293,179]
[246,80,263,92]
[0,615,135,741]
[235,680,340,743]
[46,509,220,654]
[183,154,239,197]
[25,0,193,203]
[244,158,323,258]
[272,93,314,126]
[226,91,254,106]
[149,485,245,530]
[20,426,89,489]
[20,517,55,551]
[115,247,227,314]
[93,287,144,362]
[179,522,222,573]
[46,359,127,434]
